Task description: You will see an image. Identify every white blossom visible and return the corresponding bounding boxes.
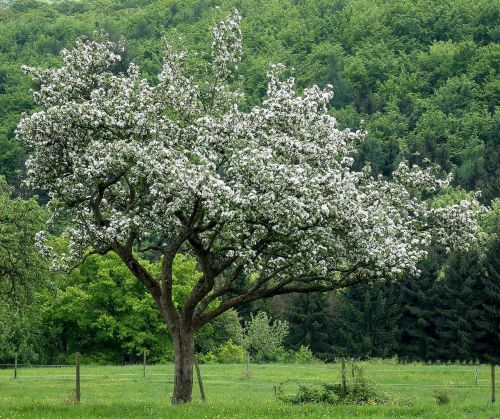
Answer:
[17,10,481,319]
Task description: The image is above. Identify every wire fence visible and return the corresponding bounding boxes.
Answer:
[1,362,497,389]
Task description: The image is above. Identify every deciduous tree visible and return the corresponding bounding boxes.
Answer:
[0,175,46,362]
[17,10,481,403]
[0,176,45,302]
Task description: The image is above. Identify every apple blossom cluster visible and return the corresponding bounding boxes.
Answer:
[22,35,122,108]
[17,10,481,322]
[393,160,453,194]
[211,8,242,80]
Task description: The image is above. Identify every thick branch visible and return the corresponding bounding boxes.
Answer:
[192,262,244,319]
[113,245,163,314]
[182,236,215,326]
[195,264,368,328]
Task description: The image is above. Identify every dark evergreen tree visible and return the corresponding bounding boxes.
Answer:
[433,250,480,361]
[471,209,500,364]
[400,204,499,365]
[395,248,446,361]
[283,293,336,360]
[330,280,399,359]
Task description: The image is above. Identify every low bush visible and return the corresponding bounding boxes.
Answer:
[432,388,451,405]
[275,366,408,406]
[264,347,289,363]
[292,345,318,364]
[217,340,246,364]
[198,351,217,364]
[199,340,246,364]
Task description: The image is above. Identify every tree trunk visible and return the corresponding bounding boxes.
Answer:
[171,327,194,404]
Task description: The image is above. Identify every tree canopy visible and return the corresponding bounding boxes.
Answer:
[16,9,484,402]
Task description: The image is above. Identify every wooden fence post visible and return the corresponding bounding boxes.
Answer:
[492,364,496,404]
[14,353,17,379]
[75,352,81,404]
[194,355,206,402]
[143,349,147,378]
[475,366,478,385]
[341,358,347,397]
[351,361,355,378]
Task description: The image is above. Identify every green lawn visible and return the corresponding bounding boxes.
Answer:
[0,360,498,418]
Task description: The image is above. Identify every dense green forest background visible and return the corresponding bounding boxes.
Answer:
[0,0,498,365]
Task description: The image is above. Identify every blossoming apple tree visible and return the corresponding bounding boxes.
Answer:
[17,10,480,403]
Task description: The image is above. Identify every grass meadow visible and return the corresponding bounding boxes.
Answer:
[0,360,498,418]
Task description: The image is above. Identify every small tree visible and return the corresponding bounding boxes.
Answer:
[17,10,481,403]
[243,311,288,362]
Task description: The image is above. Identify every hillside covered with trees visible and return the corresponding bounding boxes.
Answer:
[0,0,498,366]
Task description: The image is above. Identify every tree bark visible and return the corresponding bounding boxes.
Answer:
[171,327,195,404]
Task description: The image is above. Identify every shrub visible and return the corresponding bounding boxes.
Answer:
[198,351,217,364]
[276,381,339,405]
[432,388,451,405]
[217,340,246,364]
[275,366,403,406]
[346,366,381,404]
[293,345,317,364]
[79,352,120,365]
[290,383,333,404]
[265,347,289,363]
[198,340,246,364]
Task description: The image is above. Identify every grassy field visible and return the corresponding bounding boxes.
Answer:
[0,360,498,418]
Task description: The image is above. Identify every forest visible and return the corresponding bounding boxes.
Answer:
[0,0,498,368]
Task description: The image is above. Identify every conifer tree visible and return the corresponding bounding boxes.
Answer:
[395,251,444,361]
[331,280,399,359]
[472,205,500,364]
[433,250,480,361]
[284,293,335,359]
